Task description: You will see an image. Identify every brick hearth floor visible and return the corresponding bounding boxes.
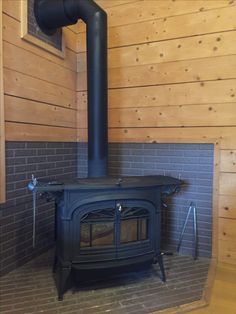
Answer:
[0,249,209,314]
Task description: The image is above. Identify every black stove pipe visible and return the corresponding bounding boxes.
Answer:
[34,0,108,177]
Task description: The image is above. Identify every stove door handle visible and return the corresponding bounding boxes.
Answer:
[116,203,122,212]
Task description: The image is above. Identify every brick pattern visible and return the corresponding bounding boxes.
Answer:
[78,143,213,257]
[0,142,77,276]
[0,249,209,314]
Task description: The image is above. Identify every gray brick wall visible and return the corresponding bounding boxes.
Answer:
[0,142,77,276]
[0,141,213,276]
[78,143,213,257]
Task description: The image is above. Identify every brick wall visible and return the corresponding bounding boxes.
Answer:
[0,142,77,276]
[78,143,213,257]
[0,142,213,276]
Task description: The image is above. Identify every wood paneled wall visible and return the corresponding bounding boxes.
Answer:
[2,0,78,142]
[77,0,236,265]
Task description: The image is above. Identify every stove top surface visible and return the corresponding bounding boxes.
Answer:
[34,175,182,192]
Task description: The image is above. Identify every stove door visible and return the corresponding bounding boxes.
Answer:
[72,199,157,265]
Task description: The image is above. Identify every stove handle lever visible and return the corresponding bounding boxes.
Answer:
[116,203,122,212]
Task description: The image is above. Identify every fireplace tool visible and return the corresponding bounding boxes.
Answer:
[177,202,198,260]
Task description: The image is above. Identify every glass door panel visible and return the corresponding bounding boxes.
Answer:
[120,206,149,244]
[92,222,114,246]
[80,207,115,248]
[120,220,138,243]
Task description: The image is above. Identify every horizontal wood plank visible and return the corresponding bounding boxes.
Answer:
[79,0,234,33]
[77,79,236,110]
[105,0,235,29]
[78,126,236,148]
[77,32,86,53]
[78,102,236,128]
[106,55,236,89]
[67,23,80,34]
[219,239,236,264]
[2,0,20,21]
[64,27,80,53]
[109,30,236,69]
[5,95,77,128]
[4,41,76,91]
[6,122,77,142]
[219,195,236,219]
[219,173,236,196]
[219,218,236,241]
[77,55,236,90]
[220,150,236,172]
[107,127,236,149]
[78,31,236,72]
[110,103,236,128]
[108,5,236,49]
[4,68,76,109]
[78,5,236,52]
[96,0,140,9]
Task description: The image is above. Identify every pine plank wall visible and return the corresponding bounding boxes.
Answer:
[1,0,236,265]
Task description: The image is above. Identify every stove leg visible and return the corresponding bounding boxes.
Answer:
[158,254,166,282]
[57,266,71,301]
[153,254,166,282]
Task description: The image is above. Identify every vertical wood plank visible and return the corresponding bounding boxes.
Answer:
[0,1,6,203]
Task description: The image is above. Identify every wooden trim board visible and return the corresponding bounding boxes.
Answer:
[0,0,6,203]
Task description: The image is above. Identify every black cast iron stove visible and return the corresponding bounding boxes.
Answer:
[30,0,182,300]
[30,175,181,300]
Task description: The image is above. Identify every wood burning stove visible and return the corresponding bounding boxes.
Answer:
[30,175,181,300]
